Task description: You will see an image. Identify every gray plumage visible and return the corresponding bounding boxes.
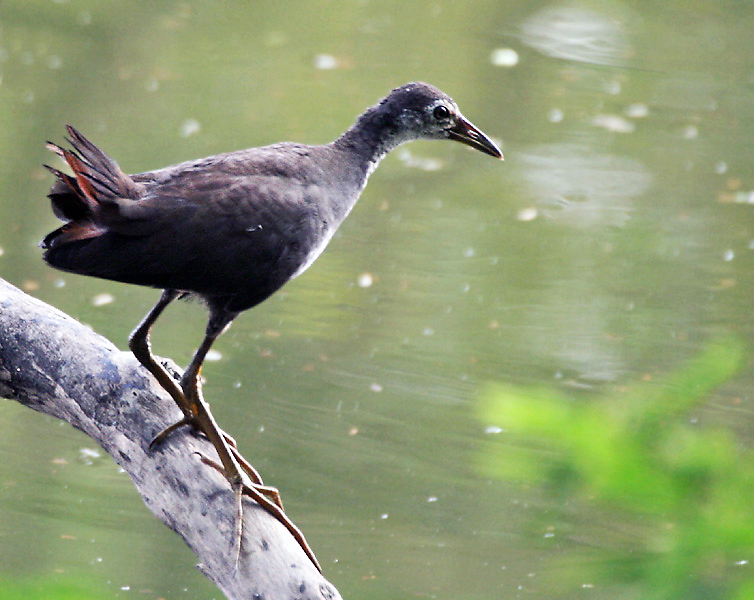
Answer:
[42,82,502,317]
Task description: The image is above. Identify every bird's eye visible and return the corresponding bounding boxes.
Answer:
[433,105,451,121]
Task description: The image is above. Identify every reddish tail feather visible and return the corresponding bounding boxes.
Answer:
[41,125,140,250]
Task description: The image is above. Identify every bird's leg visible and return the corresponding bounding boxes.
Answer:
[132,299,319,570]
[176,312,321,572]
[128,294,303,565]
[129,290,207,449]
[129,289,188,412]
[131,293,259,476]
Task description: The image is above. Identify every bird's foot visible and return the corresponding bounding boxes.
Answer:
[195,451,320,573]
[195,448,283,507]
[150,416,319,572]
[150,416,268,487]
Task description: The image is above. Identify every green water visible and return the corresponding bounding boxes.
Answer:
[2,1,754,599]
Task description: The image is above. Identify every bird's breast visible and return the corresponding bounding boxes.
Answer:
[289,223,337,280]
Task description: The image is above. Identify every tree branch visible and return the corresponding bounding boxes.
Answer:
[0,277,341,600]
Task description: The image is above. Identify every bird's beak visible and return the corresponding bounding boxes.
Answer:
[448,116,504,160]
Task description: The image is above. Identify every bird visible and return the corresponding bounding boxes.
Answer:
[41,82,503,571]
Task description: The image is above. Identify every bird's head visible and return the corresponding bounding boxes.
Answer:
[383,82,503,159]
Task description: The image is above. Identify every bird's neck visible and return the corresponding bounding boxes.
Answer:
[333,103,411,175]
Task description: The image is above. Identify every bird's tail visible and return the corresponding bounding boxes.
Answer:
[41,125,139,250]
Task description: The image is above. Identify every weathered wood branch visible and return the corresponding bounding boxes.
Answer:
[0,277,341,600]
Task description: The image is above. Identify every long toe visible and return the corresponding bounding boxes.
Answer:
[149,415,197,450]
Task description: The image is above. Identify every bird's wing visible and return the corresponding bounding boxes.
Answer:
[44,130,319,241]
[43,142,327,299]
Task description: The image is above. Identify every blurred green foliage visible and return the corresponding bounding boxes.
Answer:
[477,337,754,600]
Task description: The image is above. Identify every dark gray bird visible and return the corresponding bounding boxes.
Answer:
[41,82,503,570]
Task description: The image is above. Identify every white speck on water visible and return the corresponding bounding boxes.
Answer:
[79,447,101,464]
[46,55,63,70]
[715,161,728,175]
[380,513,389,520]
[397,148,444,171]
[264,31,288,47]
[422,327,434,336]
[206,349,222,362]
[463,247,475,258]
[258,425,265,433]
[485,425,504,434]
[233,380,242,389]
[517,207,538,222]
[0,246,4,256]
[544,532,555,538]
[92,293,114,307]
[683,125,699,139]
[547,108,564,123]
[120,586,130,591]
[605,80,621,95]
[370,382,383,393]
[145,78,159,92]
[427,496,438,503]
[735,191,754,204]
[735,560,749,566]
[77,11,92,26]
[357,272,374,288]
[461,283,470,293]
[625,102,649,118]
[313,54,338,70]
[180,118,201,138]
[490,48,519,67]
[54,278,66,288]
[592,114,635,133]
[723,249,734,262]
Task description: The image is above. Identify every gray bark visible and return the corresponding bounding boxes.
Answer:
[0,277,341,600]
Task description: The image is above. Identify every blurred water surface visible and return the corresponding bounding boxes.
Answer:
[2,1,754,599]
